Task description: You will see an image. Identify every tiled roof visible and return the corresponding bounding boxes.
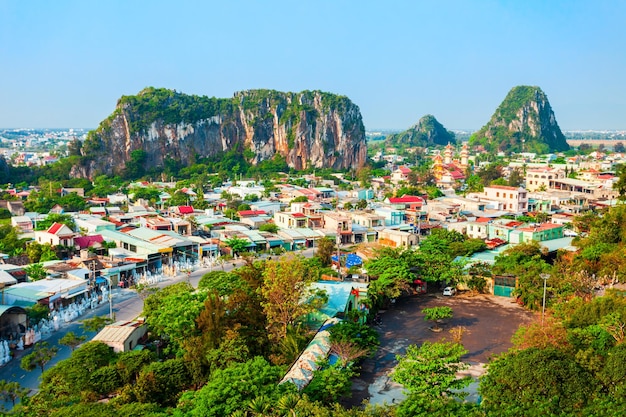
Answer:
[389,195,424,204]
[177,206,195,214]
[74,235,104,249]
[47,222,63,234]
[238,210,267,217]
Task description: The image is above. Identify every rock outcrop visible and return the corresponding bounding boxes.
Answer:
[385,114,455,147]
[470,86,569,153]
[73,88,367,178]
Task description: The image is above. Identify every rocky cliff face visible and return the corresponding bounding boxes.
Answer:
[73,88,367,178]
[470,86,569,153]
[385,114,455,148]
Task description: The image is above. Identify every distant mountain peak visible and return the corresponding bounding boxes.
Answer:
[470,85,569,153]
[385,114,455,147]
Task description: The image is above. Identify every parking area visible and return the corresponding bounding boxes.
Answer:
[346,292,534,407]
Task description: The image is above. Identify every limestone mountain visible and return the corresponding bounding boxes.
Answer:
[72,88,367,179]
[385,115,455,148]
[470,86,569,153]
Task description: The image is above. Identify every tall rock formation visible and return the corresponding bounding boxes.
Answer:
[470,86,569,153]
[72,88,367,178]
[385,114,455,148]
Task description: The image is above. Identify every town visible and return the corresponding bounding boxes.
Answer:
[0,134,625,414]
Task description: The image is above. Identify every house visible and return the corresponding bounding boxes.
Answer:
[290,202,324,229]
[74,234,105,251]
[466,218,491,239]
[6,201,25,216]
[11,216,33,233]
[477,185,528,213]
[386,195,424,210]
[250,200,282,215]
[390,166,412,184]
[60,187,85,197]
[377,228,418,248]
[525,168,565,191]
[516,223,564,243]
[274,212,308,229]
[35,222,76,247]
[92,320,148,353]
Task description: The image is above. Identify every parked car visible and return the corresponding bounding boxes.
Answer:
[443,287,456,296]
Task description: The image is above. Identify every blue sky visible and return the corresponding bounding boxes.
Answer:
[1,0,625,130]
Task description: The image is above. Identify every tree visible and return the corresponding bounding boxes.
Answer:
[260,254,325,343]
[480,347,596,415]
[0,380,29,408]
[59,331,87,351]
[25,303,50,327]
[393,341,471,399]
[179,357,286,417]
[303,363,356,404]
[422,306,453,331]
[34,213,76,231]
[198,270,247,296]
[24,262,47,281]
[20,341,58,373]
[259,223,279,234]
[615,142,625,153]
[142,282,205,355]
[133,358,190,407]
[81,315,114,333]
[224,236,250,256]
[315,237,336,267]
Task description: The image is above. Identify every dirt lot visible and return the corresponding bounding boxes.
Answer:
[345,292,534,407]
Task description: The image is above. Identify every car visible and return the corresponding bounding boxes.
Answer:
[443,287,456,296]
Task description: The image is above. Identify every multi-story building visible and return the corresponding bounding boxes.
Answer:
[480,185,528,212]
[525,168,565,191]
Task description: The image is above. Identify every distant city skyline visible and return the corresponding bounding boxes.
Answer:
[1,1,626,131]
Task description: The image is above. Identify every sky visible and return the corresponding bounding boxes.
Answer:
[1,0,625,131]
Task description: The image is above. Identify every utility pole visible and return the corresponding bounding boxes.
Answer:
[336,224,342,281]
[540,273,550,326]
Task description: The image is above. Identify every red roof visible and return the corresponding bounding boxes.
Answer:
[238,210,267,217]
[517,223,562,232]
[476,217,491,223]
[47,222,64,235]
[597,174,614,180]
[504,221,524,228]
[291,213,306,218]
[389,195,424,204]
[177,206,195,214]
[74,235,104,249]
[486,238,507,249]
[449,170,465,180]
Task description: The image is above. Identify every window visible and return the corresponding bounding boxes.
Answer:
[510,194,513,199]
[496,192,500,197]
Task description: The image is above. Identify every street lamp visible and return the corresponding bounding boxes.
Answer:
[540,273,550,326]
[104,276,114,320]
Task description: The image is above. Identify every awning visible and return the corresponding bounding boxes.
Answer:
[62,289,88,299]
[96,277,107,285]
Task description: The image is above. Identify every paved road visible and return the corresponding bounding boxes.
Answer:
[0,248,316,410]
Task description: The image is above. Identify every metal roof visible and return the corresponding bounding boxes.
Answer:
[92,321,145,344]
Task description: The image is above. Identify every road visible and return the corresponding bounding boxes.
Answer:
[0,248,316,410]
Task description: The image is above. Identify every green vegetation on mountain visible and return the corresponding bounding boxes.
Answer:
[469,86,570,154]
[385,114,455,148]
[74,87,365,178]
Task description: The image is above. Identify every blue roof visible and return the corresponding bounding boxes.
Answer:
[331,253,362,267]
